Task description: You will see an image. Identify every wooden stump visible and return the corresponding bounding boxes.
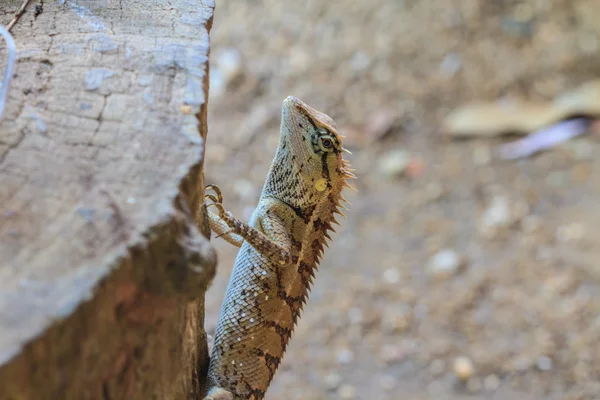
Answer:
[0,1,216,399]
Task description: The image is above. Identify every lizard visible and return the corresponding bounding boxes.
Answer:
[202,95,355,400]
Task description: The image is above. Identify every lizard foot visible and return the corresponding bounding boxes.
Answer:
[205,198,228,220]
[204,184,230,221]
[204,184,290,264]
[204,186,235,226]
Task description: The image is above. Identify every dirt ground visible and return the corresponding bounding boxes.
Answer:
[203,1,600,399]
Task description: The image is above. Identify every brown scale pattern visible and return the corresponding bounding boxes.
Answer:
[205,97,355,400]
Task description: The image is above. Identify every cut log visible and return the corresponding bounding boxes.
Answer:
[0,1,216,399]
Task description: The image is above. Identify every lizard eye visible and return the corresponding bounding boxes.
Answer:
[318,135,335,152]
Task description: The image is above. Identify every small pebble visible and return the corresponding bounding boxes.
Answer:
[377,150,411,178]
[405,157,425,178]
[323,373,342,390]
[338,384,356,399]
[427,249,464,280]
[288,47,310,73]
[210,48,243,97]
[337,348,355,365]
[209,66,225,97]
[484,374,501,391]
[479,195,512,238]
[511,355,535,372]
[350,51,370,71]
[77,207,96,221]
[453,356,475,380]
[439,52,462,76]
[379,344,405,364]
[537,355,553,371]
[216,47,242,84]
[365,109,397,143]
[382,267,401,284]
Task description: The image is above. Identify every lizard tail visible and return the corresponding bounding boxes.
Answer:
[203,387,234,400]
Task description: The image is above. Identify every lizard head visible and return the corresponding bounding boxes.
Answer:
[264,96,354,211]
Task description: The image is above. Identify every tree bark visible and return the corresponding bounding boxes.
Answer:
[0,1,215,399]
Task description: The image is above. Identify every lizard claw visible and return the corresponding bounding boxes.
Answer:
[204,194,221,205]
[204,186,227,219]
[204,189,236,230]
[205,184,224,204]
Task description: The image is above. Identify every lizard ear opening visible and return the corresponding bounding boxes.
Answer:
[314,178,328,192]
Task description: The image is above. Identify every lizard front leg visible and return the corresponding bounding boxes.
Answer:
[204,186,244,247]
[205,185,291,265]
[206,205,244,248]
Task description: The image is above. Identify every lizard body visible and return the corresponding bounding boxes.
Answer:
[203,96,354,400]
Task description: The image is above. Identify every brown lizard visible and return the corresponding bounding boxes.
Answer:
[203,96,355,400]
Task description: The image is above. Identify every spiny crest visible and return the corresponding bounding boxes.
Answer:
[340,159,357,190]
[309,158,355,266]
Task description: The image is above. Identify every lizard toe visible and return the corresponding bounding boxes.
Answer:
[204,184,224,203]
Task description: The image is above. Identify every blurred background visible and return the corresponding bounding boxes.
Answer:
[204,1,600,399]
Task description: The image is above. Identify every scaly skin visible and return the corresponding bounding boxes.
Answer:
[203,96,355,400]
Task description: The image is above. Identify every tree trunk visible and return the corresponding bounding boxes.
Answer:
[0,1,215,399]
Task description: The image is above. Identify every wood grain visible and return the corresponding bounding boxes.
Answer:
[0,1,215,398]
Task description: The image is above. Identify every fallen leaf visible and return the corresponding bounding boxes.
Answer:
[496,118,591,160]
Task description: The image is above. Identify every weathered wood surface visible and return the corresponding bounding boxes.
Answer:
[0,1,216,399]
